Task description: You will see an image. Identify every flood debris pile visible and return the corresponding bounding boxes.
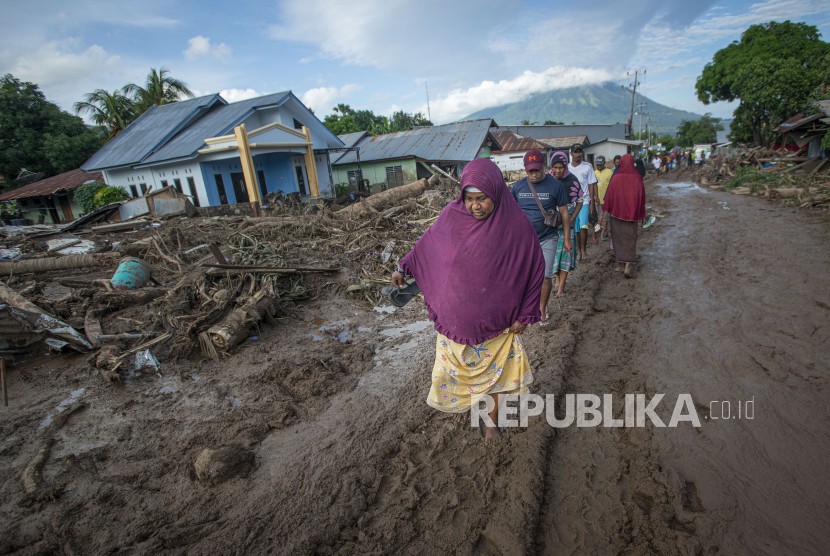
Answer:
[694,145,830,209]
[0,174,458,382]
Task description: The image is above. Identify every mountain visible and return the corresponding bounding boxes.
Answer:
[462,82,708,136]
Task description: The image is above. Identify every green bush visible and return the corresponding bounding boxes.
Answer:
[93,186,129,209]
[724,167,781,194]
[334,183,352,197]
[74,181,107,213]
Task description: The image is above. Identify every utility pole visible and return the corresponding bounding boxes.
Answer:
[425,82,431,123]
[626,70,645,136]
[636,102,647,142]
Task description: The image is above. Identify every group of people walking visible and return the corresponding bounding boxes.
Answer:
[654,149,705,175]
[390,145,647,443]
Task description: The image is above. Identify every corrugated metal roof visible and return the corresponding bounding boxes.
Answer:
[334,119,497,165]
[82,94,225,171]
[537,135,589,149]
[337,131,369,149]
[774,110,827,132]
[0,169,103,201]
[142,92,291,164]
[490,130,551,153]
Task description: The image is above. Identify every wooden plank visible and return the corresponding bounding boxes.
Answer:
[302,126,321,198]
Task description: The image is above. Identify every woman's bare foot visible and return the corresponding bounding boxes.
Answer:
[484,426,501,444]
[457,410,470,428]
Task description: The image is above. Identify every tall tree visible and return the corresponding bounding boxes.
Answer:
[74,88,135,138]
[695,21,829,145]
[676,113,723,147]
[125,67,194,114]
[0,74,103,187]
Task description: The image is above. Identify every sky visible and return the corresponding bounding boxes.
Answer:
[1,0,829,127]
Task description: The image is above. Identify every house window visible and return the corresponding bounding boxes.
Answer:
[161,180,168,188]
[257,170,268,199]
[139,183,147,195]
[21,199,28,207]
[347,169,363,186]
[186,177,200,207]
[173,178,182,194]
[293,118,303,130]
[295,166,307,195]
[129,185,138,198]
[214,174,228,205]
[385,165,404,188]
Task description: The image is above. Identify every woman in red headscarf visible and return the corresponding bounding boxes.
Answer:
[603,154,646,278]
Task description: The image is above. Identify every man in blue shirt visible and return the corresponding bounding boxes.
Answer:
[511,149,571,326]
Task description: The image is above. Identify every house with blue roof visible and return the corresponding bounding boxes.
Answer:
[81,92,343,207]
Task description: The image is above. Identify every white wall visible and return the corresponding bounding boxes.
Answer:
[105,161,209,207]
[491,151,529,172]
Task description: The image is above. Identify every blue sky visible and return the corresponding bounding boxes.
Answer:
[1,0,829,128]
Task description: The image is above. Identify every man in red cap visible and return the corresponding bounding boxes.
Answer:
[511,149,571,327]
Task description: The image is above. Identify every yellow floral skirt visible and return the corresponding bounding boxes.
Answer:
[427,331,533,413]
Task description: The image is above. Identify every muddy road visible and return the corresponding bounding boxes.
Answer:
[2,169,829,555]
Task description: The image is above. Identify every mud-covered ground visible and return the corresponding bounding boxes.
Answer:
[2,166,830,555]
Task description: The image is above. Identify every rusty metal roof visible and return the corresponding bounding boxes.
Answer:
[0,169,103,201]
[333,119,500,165]
[337,131,369,149]
[490,131,552,153]
[536,135,589,149]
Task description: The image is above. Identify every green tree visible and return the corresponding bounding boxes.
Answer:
[74,181,107,213]
[520,119,538,125]
[0,74,103,188]
[93,186,129,209]
[390,110,432,131]
[74,88,136,138]
[124,67,194,114]
[676,113,723,147]
[696,21,829,145]
[543,120,564,125]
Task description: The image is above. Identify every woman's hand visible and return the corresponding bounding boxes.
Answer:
[391,271,407,288]
[509,321,527,335]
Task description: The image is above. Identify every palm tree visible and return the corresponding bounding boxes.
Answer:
[520,120,538,125]
[125,67,194,114]
[74,89,136,138]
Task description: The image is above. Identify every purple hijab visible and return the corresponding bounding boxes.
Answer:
[399,158,544,345]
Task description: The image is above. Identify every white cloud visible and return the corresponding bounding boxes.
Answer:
[301,84,363,114]
[183,36,232,61]
[220,88,266,103]
[1,40,121,90]
[424,66,617,124]
[270,0,521,76]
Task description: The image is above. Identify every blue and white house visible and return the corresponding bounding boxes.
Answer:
[82,92,343,206]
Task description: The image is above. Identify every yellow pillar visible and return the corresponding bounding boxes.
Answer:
[302,126,321,198]
[234,123,262,215]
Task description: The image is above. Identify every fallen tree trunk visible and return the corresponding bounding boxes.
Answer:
[0,254,104,276]
[205,286,279,355]
[92,287,166,309]
[335,179,427,219]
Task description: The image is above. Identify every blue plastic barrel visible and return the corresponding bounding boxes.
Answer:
[111,257,152,290]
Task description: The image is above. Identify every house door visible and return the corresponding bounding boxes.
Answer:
[45,198,61,224]
[291,155,308,195]
[229,172,249,204]
[58,195,74,222]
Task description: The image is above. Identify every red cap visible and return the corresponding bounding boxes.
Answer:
[523,149,544,171]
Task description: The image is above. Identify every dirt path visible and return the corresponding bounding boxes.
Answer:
[2,168,829,555]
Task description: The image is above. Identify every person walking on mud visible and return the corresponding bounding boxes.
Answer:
[511,149,571,327]
[391,158,544,444]
[548,151,582,296]
[593,156,614,243]
[567,144,596,261]
[604,154,646,278]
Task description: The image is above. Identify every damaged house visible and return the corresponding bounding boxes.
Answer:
[0,168,103,225]
[331,120,502,189]
[81,92,343,207]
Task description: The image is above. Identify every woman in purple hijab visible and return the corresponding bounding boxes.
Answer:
[391,158,544,443]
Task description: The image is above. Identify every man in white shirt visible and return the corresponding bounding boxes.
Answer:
[652,154,662,176]
[568,144,597,261]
